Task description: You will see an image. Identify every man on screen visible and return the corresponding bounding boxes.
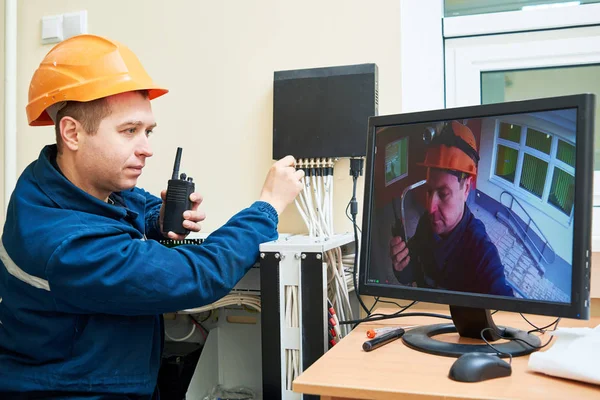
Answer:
[389,121,514,296]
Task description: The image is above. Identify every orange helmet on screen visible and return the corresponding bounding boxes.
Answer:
[26,34,168,126]
[418,121,479,176]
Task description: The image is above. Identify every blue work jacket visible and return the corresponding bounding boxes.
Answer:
[0,145,278,397]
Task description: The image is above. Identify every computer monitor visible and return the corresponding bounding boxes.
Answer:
[358,94,594,357]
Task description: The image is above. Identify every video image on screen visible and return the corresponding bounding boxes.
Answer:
[368,109,576,303]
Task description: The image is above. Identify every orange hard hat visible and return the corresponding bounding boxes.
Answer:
[418,121,479,176]
[27,34,168,126]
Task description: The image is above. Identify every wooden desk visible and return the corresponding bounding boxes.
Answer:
[293,308,600,400]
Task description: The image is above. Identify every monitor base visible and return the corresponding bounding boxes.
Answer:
[402,306,542,358]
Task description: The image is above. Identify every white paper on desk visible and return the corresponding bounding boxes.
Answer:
[528,324,600,385]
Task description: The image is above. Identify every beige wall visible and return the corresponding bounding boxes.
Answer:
[15,0,403,234]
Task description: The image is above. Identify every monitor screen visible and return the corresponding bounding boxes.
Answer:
[359,94,594,321]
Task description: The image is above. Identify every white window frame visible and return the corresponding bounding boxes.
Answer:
[444,3,600,38]
[490,120,575,226]
[384,137,409,187]
[401,0,600,250]
[398,1,445,113]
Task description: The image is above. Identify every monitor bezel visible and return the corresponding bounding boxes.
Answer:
[358,94,594,320]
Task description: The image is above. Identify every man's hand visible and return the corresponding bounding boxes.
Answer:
[159,191,206,240]
[390,236,411,272]
[259,155,305,215]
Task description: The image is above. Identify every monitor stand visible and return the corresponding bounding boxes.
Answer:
[402,305,541,358]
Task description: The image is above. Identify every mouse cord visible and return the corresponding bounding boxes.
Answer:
[480,317,562,363]
[520,314,561,334]
[511,316,562,349]
[480,327,513,365]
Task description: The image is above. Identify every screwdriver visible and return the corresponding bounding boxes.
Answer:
[362,327,406,352]
[366,326,402,339]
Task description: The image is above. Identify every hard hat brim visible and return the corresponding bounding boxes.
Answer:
[28,86,168,126]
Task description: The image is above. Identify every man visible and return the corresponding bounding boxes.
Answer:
[0,35,304,398]
[390,121,514,297]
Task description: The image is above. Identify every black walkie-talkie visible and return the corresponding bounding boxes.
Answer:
[163,147,195,235]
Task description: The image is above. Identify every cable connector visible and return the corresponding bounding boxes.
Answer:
[347,159,371,316]
[327,301,343,339]
[348,158,364,220]
[349,157,364,179]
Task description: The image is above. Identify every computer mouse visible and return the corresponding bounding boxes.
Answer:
[448,352,512,382]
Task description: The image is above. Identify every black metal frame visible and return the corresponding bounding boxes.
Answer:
[260,251,327,400]
[259,252,283,399]
[300,253,327,373]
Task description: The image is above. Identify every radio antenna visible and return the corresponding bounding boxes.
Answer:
[171,147,183,180]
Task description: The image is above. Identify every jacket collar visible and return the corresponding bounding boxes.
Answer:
[33,145,140,221]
